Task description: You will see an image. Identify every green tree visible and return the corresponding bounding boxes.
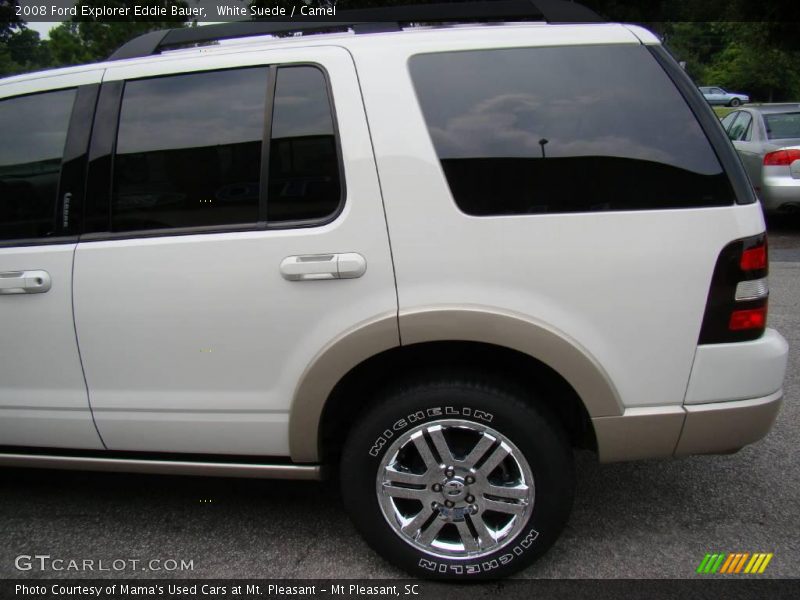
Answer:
[0,0,24,42]
[663,21,800,101]
[702,23,800,101]
[0,0,28,76]
[6,27,51,69]
[46,1,190,66]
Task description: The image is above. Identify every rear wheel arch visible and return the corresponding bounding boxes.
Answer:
[289,306,622,464]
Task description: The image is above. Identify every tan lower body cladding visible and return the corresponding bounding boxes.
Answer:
[593,390,782,462]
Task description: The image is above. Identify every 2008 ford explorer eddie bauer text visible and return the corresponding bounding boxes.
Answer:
[0,0,789,580]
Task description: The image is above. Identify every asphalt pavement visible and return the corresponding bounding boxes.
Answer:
[1,218,798,581]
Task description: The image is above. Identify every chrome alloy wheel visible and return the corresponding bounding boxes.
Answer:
[376,419,535,560]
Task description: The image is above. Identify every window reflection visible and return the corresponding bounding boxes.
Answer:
[268,66,341,222]
[113,68,267,231]
[410,46,733,215]
[0,89,75,240]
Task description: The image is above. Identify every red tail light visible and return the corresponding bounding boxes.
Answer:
[699,234,768,344]
[740,245,767,271]
[729,307,767,331]
[763,149,800,166]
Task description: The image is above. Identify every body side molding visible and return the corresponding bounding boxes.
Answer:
[0,453,321,480]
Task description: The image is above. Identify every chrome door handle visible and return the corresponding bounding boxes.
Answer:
[280,253,367,281]
[0,270,52,294]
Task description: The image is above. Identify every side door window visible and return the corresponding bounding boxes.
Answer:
[720,111,739,133]
[726,112,746,141]
[0,89,75,241]
[729,112,752,142]
[268,66,342,222]
[741,113,754,141]
[102,65,342,235]
[112,67,267,233]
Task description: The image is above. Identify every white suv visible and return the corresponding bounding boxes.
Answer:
[0,2,789,580]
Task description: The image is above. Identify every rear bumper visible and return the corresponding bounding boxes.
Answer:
[593,390,783,462]
[760,177,800,212]
[593,328,787,462]
[675,390,782,456]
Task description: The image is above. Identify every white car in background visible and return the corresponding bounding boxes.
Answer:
[700,86,750,106]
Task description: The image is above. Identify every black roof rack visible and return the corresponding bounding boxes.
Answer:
[109,0,604,61]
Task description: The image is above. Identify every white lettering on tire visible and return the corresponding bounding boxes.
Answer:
[416,529,539,574]
[368,406,494,457]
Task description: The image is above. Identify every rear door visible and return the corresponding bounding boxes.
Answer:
[0,72,104,449]
[72,47,397,456]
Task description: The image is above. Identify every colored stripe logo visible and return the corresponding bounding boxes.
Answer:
[696,552,773,574]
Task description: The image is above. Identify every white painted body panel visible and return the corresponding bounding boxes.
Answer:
[0,68,105,98]
[72,47,397,455]
[348,38,766,410]
[685,329,788,404]
[0,244,103,449]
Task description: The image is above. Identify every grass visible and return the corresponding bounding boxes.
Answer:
[712,106,736,119]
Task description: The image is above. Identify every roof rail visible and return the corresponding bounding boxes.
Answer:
[108,0,604,61]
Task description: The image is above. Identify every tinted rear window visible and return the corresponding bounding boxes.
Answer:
[764,112,800,140]
[410,45,734,215]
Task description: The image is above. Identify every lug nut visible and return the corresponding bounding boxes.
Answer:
[445,468,455,478]
[432,483,442,492]
[465,495,475,503]
[466,476,475,484]
[469,504,478,514]
[445,500,455,508]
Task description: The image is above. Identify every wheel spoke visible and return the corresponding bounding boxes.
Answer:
[402,506,434,536]
[469,513,495,548]
[461,433,495,468]
[384,466,428,486]
[382,484,427,501]
[484,483,530,500]
[478,442,510,476]
[428,426,455,465]
[418,516,446,546]
[375,418,537,560]
[456,520,479,553]
[411,431,439,471]
[483,498,526,516]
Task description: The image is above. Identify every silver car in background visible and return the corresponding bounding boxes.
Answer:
[700,86,750,106]
[721,105,800,213]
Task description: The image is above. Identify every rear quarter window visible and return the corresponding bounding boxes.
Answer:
[764,112,800,140]
[409,45,734,215]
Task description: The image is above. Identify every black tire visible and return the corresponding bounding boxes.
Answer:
[729,97,742,107]
[339,374,575,580]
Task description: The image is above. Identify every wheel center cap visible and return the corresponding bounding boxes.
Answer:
[442,477,467,501]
